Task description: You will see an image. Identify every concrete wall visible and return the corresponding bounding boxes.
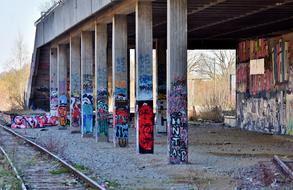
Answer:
[236,32,293,135]
[35,0,114,48]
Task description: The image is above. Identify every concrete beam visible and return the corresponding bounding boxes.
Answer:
[135,1,154,154]
[167,0,188,164]
[95,23,109,141]
[57,44,68,127]
[70,36,81,133]
[81,31,94,137]
[112,15,129,147]
[50,48,58,117]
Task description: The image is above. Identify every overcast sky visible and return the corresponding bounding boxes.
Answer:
[0,0,44,72]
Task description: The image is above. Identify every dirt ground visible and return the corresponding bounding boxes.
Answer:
[7,122,293,189]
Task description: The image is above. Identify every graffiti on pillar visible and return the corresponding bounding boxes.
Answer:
[70,96,81,130]
[96,89,109,138]
[82,74,93,134]
[168,78,188,164]
[82,104,93,134]
[138,101,154,154]
[50,88,58,116]
[58,95,67,127]
[137,54,152,100]
[58,106,67,126]
[114,101,128,147]
[114,56,128,147]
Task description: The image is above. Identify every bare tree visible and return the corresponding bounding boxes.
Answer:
[0,34,30,111]
[187,50,236,110]
[188,50,235,79]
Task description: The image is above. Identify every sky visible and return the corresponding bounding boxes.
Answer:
[0,0,44,72]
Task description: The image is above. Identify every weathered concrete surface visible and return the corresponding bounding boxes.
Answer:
[35,0,114,48]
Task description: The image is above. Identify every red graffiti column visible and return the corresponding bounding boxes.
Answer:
[135,1,154,154]
[138,101,154,153]
[167,0,188,164]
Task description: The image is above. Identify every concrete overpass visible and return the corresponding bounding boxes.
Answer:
[26,0,293,164]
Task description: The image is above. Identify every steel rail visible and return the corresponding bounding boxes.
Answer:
[0,146,27,190]
[0,124,106,190]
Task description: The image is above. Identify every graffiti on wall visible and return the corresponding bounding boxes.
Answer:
[236,63,249,93]
[11,114,58,129]
[168,78,188,164]
[50,88,58,116]
[237,37,293,136]
[250,70,273,97]
[237,92,287,134]
[138,101,154,154]
[82,74,93,134]
[96,89,109,139]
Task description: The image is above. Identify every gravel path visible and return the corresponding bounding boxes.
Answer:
[11,124,293,190]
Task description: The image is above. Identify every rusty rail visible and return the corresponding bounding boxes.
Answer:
[0,146,27,190]
[273,155,293,180]
[0,124,106,190]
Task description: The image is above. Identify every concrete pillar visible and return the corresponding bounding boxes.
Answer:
[156,39,167,133]
[135,1,154,154]
[167,0,188,164]
[70,36,81,133]
[112,15,129,147]
[95,23,109,141]
[57,45,68,127]
[81,31,94,137]
[50,48,58,117]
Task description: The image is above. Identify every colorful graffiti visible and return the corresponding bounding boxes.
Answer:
[236,63,249,93]
[50,88,58,116]
[11,114,58,129]
[272,39,290,83]
[237,37,292,136]
[58,95,67,127]
[96,89,109,140]
[237,92,287,134]
[82,74,93,135]
[70,96,81,131]
[114,101,128,147]
[58,106,67,126]
[113,56,129,147]
[138,101,154,154]
[168,78,188,164]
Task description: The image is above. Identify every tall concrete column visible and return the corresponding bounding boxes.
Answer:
[167,0,188,164]
[57,44,68,127]
[112,15,129,147]
[50,48,58,117]
[135,1,154,154]
[95,23,109,141]
[70,36,81,133]
[156,39,167,133]
[81,31,94,137]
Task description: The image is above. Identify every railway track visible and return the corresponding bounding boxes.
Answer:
[0,124,105,190]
